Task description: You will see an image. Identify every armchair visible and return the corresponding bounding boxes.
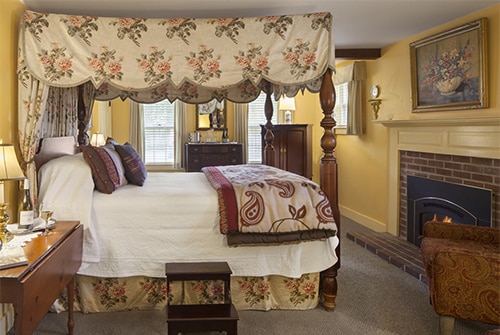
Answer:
[421,220,500,335]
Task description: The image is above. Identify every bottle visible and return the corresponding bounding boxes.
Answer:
[18,178,34,229]
[222,128,229,143]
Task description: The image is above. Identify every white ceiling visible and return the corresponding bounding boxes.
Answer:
[20,0,498,49]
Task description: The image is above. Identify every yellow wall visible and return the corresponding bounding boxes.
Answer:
[335,4,499,231]
[0,0,26,218]
[0,2,26,333]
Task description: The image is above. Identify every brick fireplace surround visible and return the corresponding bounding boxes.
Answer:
[346,117,500,283]
[399,150,500,238]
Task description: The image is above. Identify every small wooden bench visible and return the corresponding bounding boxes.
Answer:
[165,262,239,335]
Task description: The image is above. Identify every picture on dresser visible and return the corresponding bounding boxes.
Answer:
[196,99,226,130]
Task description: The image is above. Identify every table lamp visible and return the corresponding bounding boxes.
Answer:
[278,97,296,124]
[0,143,25,243]
[90,133,106,146]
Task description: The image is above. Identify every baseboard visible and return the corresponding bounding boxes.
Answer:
[339,205,387,233]
[0,303,14,335]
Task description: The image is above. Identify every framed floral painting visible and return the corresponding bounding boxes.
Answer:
[410,18,488,112]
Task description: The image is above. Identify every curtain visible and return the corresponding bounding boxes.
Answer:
[18,78,50,203]
[19,11,335,103]
[174,101,187,170]
[129,101,145,159]
[233,104,248,163]
[333,61,366,135]
[40,86,79,137]
[80,83,96,143]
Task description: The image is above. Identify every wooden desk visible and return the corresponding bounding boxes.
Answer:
[0,221,83,335]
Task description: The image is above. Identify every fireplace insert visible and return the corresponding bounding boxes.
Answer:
[407,175,492,246]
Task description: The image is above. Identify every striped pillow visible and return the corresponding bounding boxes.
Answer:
[114,143,147,186]
[81,145,121,194]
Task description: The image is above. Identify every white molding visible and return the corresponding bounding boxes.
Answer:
[375,116,500,128]
[340,205,386,233]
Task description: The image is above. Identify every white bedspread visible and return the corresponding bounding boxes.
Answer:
[38,154,339,278]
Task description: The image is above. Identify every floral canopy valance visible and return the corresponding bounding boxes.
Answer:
[18,10,335,103]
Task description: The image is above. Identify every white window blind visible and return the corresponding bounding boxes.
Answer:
[142,100,175,165]
[333,82,348,128]
[247,94,278,164]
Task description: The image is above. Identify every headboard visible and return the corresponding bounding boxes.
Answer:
[34,136,78,171]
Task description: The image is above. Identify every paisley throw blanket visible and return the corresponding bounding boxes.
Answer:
[202,165,337,246]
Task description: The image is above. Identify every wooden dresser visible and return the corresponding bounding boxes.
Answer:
[261,124,312,179]
[185,143,243,172]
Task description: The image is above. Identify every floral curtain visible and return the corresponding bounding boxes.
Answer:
[18,77,50,199]
[18,10,335,104]
[39,86,79,137]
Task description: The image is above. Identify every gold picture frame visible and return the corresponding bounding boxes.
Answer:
[410,18,488,112]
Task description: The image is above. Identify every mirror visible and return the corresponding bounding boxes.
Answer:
[196,99,226,130]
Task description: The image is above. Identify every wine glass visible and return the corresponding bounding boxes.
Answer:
[39,202,54,236]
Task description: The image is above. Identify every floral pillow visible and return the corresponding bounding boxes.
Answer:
[80,145,121,194]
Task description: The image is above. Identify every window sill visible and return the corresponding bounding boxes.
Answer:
[334,127,347,135]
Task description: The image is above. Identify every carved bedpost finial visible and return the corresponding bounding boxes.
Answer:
[263,81,276,167]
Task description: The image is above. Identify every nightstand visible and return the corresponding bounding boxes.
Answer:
[0,221,83,335]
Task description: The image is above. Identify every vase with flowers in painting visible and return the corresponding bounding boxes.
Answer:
[423,38,474,97]
[435,76,462,96]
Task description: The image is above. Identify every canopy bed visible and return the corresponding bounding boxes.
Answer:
[17,10,340,313]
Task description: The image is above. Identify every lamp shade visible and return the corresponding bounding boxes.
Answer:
[91,133,106,146]
[278,97,296,111]
[0,144,24,181]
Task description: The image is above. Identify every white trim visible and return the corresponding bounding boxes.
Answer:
[340,205,386,232]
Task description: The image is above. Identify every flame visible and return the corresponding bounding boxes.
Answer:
[432,213,453,223]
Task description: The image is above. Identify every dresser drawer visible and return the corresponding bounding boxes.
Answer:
[185,143,243,172]
[188,145,237,154]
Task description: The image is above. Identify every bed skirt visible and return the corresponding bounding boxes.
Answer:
[54,272,320,313]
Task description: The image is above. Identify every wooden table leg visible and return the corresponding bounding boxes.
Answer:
[12,301,23,335]
[67,277,75,335]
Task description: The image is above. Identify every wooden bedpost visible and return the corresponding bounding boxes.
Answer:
[262,82,276,167]
[319,68,340,312]
[77,84,89,145]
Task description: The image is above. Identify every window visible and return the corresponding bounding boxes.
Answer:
[333,82,348,128]
[142,100,175,165]
[247,93,278,163]
[332,61,366,135]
